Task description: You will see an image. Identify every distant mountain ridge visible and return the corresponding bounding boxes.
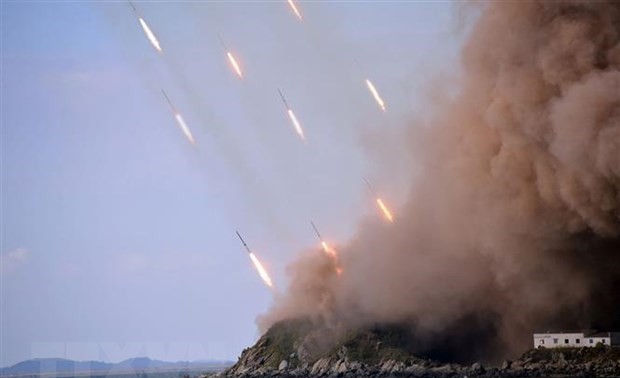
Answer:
[0,357,232,377]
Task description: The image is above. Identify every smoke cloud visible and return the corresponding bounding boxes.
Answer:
[260,0,620,363]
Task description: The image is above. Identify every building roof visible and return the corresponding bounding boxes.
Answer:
[534,330,592,335]
[588,332,612,338]
[533,330,618,337]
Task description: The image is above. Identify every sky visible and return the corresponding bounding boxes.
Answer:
[1,0,462,366]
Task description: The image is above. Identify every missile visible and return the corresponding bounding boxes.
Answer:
[128,0,163,53]
[236,231,275,288]
[277,88,305,140]
[217,35,243,79]
[363,177,375,194]
[310,221,323,241]
[216,33,228,50]
[161,89,174,110]
[311,221,340,265]
[127,0,137,13]
[236,231,251,254]
[277,88,290,109]
[160,89,195,144]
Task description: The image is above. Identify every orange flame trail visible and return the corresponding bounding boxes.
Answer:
[321,241,336,258]
[249,252,274,288]
[226,52,243,78]
[287,0,303,20]
[365,79,386,112]
[138,18,162,53]
[376,198,394,223]
[321,241,342,275]
[311,222,342,275]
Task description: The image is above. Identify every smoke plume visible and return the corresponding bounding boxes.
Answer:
[262,0,620,362]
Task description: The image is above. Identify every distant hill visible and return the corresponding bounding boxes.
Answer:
[0,357,232,377]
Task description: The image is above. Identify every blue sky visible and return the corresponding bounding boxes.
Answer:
[1,0,461,365]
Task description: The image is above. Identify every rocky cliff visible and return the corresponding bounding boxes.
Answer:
[222,319,620,377]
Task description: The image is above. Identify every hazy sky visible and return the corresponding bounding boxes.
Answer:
[1,0,461,366]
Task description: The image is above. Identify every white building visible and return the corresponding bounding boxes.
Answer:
[533,331,620,348]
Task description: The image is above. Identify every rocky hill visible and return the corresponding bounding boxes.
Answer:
[0,357,232,377]
[223,319,620,377]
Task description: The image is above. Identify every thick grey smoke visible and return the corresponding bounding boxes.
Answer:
[261,0,620,362]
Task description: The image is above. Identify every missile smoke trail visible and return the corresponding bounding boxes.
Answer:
[261,0,620,363]
[287,0,303,21]
[365,79,386,112]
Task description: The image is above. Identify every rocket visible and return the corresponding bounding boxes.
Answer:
[217,34,244,79]
[160,89,195,144]
[235,231,274,288]
[278,88,291,110]
[311,221,335,256]
[364,177,395,223]
[128,0,137,13]
[217,33,228,50]
[277,88,290,109]
[364,177,375,194]
[161,89,175,110]
[236,231,252,254]
[127,0,162,53]
[311,221,342,274]
[277,88,306,141]
[310,221,323,241]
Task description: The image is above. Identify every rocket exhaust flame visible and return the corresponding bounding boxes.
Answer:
[236,231,274,289]
[376,198,394,223]
[174,113,195,144]
[261,0,620,363]
[365,79,386,112]
[129,1,161,53]
[287,0,303,21]
[311,221,342,274]
[138,18,162,53]
[249,253,274,288]
[218,35,243,78]
[287,109,305,141]
[320,241,338,259]
[278,89,305,141]
[161,90,195,144]
[227,52,243,78]
[364,178,394,223]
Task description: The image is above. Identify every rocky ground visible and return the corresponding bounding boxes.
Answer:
[215,319,620,378]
